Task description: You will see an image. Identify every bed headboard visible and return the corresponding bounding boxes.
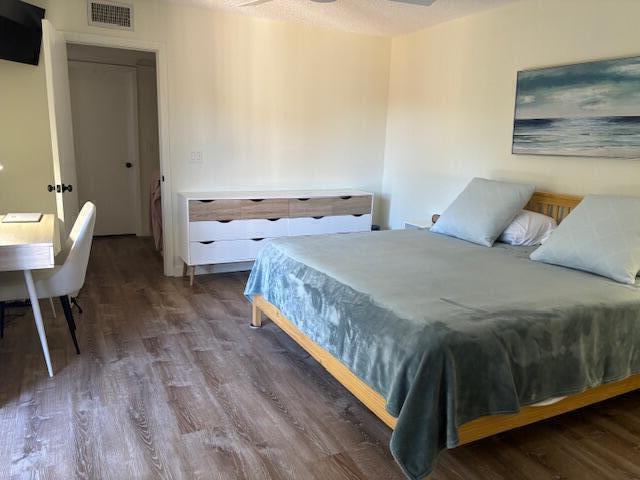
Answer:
[431,191,583,225]
[525,191,583,224]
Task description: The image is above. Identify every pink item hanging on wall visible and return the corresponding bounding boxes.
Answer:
[150,170,163,252]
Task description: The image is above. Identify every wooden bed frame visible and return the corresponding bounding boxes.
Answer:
[250,191,640,449]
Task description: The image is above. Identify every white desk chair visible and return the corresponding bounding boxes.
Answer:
[0,202,96,354]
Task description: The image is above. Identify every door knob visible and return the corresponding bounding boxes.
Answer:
[126,162,133,168]
[47,184,55,192]
[61,184,73,193]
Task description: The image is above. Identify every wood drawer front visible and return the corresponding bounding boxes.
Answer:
[288,197,335,218]
[289,214,372,236]
[189,200,242,221]
[331,195,372,216]
[240,199,289,220]
[189,199,289,221]
[189,238,270,265]
[189,218,288,242]
[289,195,371,218]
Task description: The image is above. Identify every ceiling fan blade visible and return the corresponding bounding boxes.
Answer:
[388,0,437,5]
[238,0,274,6]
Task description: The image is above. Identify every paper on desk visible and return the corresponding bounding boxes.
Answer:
[2,213,43,223]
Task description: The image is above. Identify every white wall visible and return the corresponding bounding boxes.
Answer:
[158,7,390,200]
[0,0,391,273]
[382,0,640,229]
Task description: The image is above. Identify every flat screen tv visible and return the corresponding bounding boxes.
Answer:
[0,0,46,66]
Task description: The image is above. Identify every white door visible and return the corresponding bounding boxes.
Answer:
[42,20,79,235]
[68,61,140,236]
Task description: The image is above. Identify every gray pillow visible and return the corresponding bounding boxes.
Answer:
[530,195,640,284]
[430,178,535,246]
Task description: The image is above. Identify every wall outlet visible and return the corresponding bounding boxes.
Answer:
[189,151,203,164]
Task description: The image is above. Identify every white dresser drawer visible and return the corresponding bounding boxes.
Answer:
[329,214,372,233]
[189,218,288,242]
[289,214,372,236]
[189,238,270,265]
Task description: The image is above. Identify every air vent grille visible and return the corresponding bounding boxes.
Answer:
[87,1,133,30]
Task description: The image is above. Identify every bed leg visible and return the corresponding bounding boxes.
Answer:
[251,300,262,329]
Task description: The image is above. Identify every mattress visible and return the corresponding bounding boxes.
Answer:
[245,229,640,479]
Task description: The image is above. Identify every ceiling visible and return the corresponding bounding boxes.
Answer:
[165,0,519,37]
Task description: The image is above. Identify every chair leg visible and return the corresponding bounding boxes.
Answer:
[60,295,80,354]
[0,301,5,339]
[49,297,56,318]
[71,297,83,314]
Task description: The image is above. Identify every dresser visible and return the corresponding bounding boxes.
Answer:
[177,189,373,284]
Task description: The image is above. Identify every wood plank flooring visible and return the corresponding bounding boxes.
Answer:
[1,236,640,479]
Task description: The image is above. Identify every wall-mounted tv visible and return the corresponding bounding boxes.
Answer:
[0,0,46,66]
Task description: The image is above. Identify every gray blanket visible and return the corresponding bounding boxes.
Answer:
[244,229,640,479]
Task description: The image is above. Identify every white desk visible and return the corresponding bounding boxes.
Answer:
[0,214,59,377]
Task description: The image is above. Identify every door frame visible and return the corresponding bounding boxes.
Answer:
[68,60,143,236]
[63,31,174,276]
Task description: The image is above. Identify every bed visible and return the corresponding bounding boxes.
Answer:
[244,192,640,479]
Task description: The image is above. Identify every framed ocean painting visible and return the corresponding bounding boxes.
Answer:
[512,56,640,158]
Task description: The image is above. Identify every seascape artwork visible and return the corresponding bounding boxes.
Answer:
[512,56,640,158]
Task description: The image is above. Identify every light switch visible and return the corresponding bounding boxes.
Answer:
[189,151,203,164]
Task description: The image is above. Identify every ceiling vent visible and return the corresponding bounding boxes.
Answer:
[87,1,133,31]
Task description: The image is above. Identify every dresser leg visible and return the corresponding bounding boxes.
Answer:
[183,262,195,286]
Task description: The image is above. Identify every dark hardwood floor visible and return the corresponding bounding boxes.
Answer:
[1,236,640,479]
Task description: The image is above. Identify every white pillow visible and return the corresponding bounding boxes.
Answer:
[530,195,640,284]
[499,210,557,246]
[430,178,535,246]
